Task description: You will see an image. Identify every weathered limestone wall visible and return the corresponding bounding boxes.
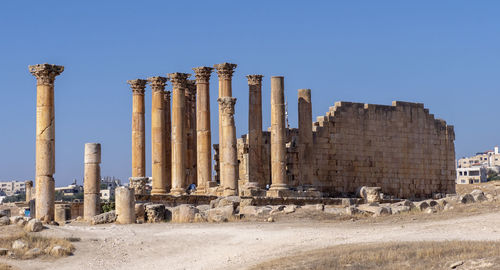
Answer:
[312,101,455,198]
[237,100,456,199]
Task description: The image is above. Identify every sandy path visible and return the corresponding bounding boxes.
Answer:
[3,212,500,270]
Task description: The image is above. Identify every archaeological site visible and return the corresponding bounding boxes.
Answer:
[16,61,460,226]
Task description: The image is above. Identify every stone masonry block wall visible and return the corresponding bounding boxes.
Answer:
[234,100,455,199]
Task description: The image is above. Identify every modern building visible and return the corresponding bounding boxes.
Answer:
[456,166,488,184]
[458,146,500,169]
[55,179,83,197]
[100,188,115,201]
[101,176,121,190]
[0,181,27,196]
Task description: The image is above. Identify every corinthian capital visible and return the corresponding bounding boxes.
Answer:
[167,73,190,89]
[147,76,168,92]
[218,97,237,115]
[127,79,147,94]
[192,66,214,83]
[186,80,196,95]
[163,91,171,102]
[214,63,237,80]
[29,63,64,86]
[246,74,263,85]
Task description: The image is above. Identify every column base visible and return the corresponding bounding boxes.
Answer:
[222,188,237,197]
[267,184,290,198]
[150,189,168,196]
[169,188,187,196]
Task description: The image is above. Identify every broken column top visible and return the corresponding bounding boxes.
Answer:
[127,79,147,94]
[29,63,64,85]
[147,76,168,92]
[214,63,237,79]
[246,75,264,85]
[84,143,101,164]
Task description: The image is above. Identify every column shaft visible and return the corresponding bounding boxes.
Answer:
[115,187,135,224]
[149,77,168,195]
[298,89,314,188]
[164,91,172,192]
[168,73,190,195]
[193,67,213,193]
[246,75,264,189]
[269,76,288,194]
[218,97,238,196]
[185,81,197,188]
[128,80,147,178]
[30,63,64,223]
[84,143,101,221]
[25,181,33,203]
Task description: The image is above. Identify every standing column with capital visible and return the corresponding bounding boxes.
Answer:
[214,63,237,185]
[218,97,238,196]
[298,89,314,189]
[185,80,197,188]
[148,76,168,195]
[268,76,289,197]
[128,79,147,178]
[193,67,214,194]
[168,73,190,195]
[29,63,64,222]
[246,75,264,189]
[163,90,172,192]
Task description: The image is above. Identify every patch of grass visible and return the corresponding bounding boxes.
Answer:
[0,230,75,259]
[250,241,500,270]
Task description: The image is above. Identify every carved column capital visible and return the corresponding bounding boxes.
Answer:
[218,97,237,115]
[167,73,190,89]
[147,76,168,92]
[214,63,237,80]
[29,63,64,86]
[127,79,147,94]
[246,74,264,85]
[192,66,214,83]
[186,79,197,95]
[163,90,171,102]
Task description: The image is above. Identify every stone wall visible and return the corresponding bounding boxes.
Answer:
[236,101,456,199]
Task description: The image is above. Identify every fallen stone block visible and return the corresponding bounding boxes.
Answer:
[49,246,72,256]
[24,219,43,232]
[470,190,486,202]
[283,205,297,214]
[0,216,10,226]
[12,240,27,250]
[392,206,411,214]
[459,194,475,204]
[208,205,234,222]
[414,201,430,211]
[172,204,199,223]
[359,186,382,203]
[0,248,8,256]
[300,204,324,212]
[146,204,166,223]
[324,206,344,215]
[373,206,392,217]
[0,209,11,218]
[91,211,116,225]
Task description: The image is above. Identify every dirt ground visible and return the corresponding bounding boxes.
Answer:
[0,208,498,270]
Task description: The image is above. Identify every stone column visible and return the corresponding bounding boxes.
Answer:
[148,76,168,195]
[168,73,190,195]
[164,91,172,192]
[25,181,33,203]
[84,143,101,221]
[269,76,288,196]
[54,204,70,224]
[218,97,238,196]
[193,67,214,193]
[29,63,64,222]
[115,187,135,224]
[185,80,197,188]
[214,63,237,180]
[128,79,147,178]
[246,75,264,189]
[298,89,314,188]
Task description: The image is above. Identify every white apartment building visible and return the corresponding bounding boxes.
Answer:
[0,181,27,196]
[456,166,487,184]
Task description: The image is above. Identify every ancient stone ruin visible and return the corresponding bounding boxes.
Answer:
[26,62,456,224]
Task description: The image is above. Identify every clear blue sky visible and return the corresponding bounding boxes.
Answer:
[1,1,499,186]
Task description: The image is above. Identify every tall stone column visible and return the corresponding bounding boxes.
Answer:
[84,143,101,221]
[218,97,238,196]
[185,80,197,188]
[193,67,214,193]
[269,76,288,196]
[148,76,168,195]
[246,75,264,189]
[164,91,172,192]
[25,181,33,203]
[298,89,314,188]
[214,63,237,180]
[168,73,190,195]
[128,79,147,178]
[29,63,64,222]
